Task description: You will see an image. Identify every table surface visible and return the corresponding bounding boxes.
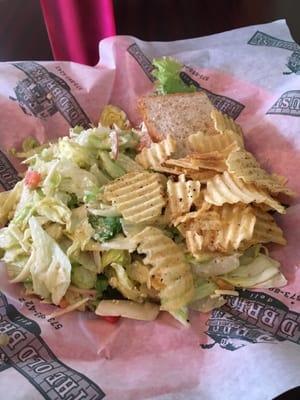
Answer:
[0,0,299,62]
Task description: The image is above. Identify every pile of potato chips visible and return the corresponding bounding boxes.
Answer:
[101,107,292,311]
[108,109,291,257]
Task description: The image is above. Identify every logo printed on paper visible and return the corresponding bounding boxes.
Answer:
[0,150,20,190]
[127,43,156,82]
[248,30,300,75]
[267,90,300,117]
[179,72,245,119]
[127,43,245,120]
[0,292,105,399]
[10,62,91,128]
[201,290,300,351]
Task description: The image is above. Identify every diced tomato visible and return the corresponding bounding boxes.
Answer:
[102,315,120,324]
[25,170,42,189]
[59,298,69,309]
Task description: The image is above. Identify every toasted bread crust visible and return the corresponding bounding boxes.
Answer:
[138,96,163,142]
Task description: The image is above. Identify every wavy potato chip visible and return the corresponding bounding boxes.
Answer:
[173,198,211,226]
[165,142,239,173]
[154,164,218,182]
[187,131,242,154]
[167,175,201,218]
[104,172,166,223]
[211,109,243,140]
[180,203,256,254]
[134,227,194,311]
[204,171,285,214]
[226,149,294,196]
[165,153,226,172]
[250,207,287,246]
[135,135,177,169]
[100,104,130,129]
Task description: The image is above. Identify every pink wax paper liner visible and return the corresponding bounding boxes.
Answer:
[0,20,299,400]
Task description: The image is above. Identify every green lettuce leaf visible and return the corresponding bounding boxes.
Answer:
[66,206,94,255]
[152,57,196,95]
[58,137,96,168]
[28,216,71,304]
[193,278,218,301]
[102,249,131,268]
[89,215,122,242]
[222,254,282,288]
[0,181,23,226]
[169,306,190,327]
[71,264,97,289]
[189,295,226,313]
[37,197,71,225]
[191,254,240,277]
[106,263,144,302]
[98,151,125,179]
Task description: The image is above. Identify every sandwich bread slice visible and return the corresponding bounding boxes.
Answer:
[138,91,217,142]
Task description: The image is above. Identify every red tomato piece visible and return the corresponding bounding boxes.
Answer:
[102,316,120,324]
[25,170,42,189]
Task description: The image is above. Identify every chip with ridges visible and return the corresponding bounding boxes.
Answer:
[226,149,294,196]
[211,109,243,137]
[204,171,285,214]
[250,207,287,246]
[134,227,194,311]
[167,175,201,218]
[104,172,166,223]
[187,131,242,153]
[180,203,256,254]
[135,135,177,169]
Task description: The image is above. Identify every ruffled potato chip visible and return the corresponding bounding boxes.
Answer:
[164,142,239,173]
[211,109,244,143]
[180,203,256,254]
[100,104,130,129]
[134,227,194,311]
[251,206,287,246]
[104,172,166,223]
[154,164,218,182]
[187,131,242,154]
[226,149,294,196]
[167,175,201,219]
[204,171,285,214]
[135,135,177,169]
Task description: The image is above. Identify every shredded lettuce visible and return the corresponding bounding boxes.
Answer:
[28,216,71,304]
[71,264,97,289]
[38,197,71,225]
[95,274,109,297]
[89,164,111,186]
[0,182,23,226]
[106,263,144,302]
[239,245,261,265]
[169,307,190,327]
[193,278,218,301]
[98,151,125,178]
[222,254,281,288]
[58,138,96,168]
[89,215,122,242]
[191,254,240,276]
[67,193,79,209]
[152,57,196,95]
[189,295,227,313]
[66,206,94,255]
[102,249,131,268]
[83,187,101,204]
